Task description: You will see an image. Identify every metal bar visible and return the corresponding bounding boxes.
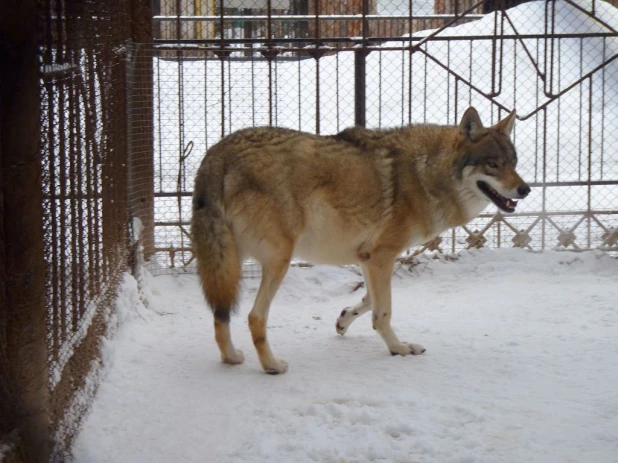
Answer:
[544,0,555,97]
[587,77,593,249]
[58,65,68,343]
[273,56,279,126]
[447,41,451,120]
[45,80,60,360]
[556,39,561,183]
[600,38,606,179]
[93,61,104,290]
[297,54,302,130]
[227,58,233,133]
[542,108,547,249]
[266,0,272,43]
[469,40,473,106]
[354,49,366,127]
[176,0,182,40]
[490,1,498,96]
[176,48,185,255]
[313,0,320,43]
[153,32,618,47]
[153,14,486,21]
[268,57,274,126]
[378,50,383,127]
[129,5,156,260]
[69,60,79,332]
[251,52,256,126]
[219,0,224,45]
[423,47,427,122]
[497,3,504,97]
[335,51,340,131]
[315,57,320,134]
[578,38,583,180]
[534,39,540,184]
[220,54,225,138]
[74,66,86,327]
[85,53,96,301]
[157,53,164,191]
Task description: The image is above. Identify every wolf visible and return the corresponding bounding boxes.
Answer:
[191,107,530,374]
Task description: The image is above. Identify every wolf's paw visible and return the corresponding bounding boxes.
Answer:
[264,359,289,375]
[336,320,348,335]
[389,342,426,356]
[222,349,245,365]
[335,308,358,335]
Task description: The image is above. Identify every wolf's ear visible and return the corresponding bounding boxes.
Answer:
[459,107,483,140]
[494,109,516,137]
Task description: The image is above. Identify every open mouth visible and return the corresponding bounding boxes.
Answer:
[477,181,518,213]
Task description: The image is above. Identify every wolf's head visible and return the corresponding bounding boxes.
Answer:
[455,107,530,213]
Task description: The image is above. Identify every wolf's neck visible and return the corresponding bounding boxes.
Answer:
[454,183,490,223]
[399,126,489,229]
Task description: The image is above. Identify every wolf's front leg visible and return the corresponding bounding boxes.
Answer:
[362,255,425,356]
[336,294,371,335]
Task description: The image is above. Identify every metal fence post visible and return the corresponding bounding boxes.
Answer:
[354,48,367,128]
[0,1,50,461]
[355,0,370,128]
[127,0,155,262]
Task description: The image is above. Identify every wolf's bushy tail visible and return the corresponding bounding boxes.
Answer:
[191,186,241,323]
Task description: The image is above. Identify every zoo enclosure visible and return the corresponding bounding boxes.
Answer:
[1,1,617,463]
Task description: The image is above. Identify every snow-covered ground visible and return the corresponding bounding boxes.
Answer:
[72,249,618,463]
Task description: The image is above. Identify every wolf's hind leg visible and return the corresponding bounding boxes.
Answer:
[336,294,371,335]
[214,318,245,365]
[249,254,291,374]
[363,255,425,356]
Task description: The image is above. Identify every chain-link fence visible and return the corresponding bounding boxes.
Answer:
[2,0,152,461]
[38,0,137,460]
[141,0,618,273]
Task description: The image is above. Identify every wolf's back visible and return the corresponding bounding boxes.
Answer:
[191,156,241,322]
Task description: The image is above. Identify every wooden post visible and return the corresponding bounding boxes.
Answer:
[128,0,156,260]
[0,1,50,461]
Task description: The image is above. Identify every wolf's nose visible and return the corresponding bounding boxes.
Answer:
[517,183,531,198]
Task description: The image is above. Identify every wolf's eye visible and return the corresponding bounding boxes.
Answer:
[487,161,499,169]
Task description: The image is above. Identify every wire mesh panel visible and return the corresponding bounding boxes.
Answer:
[141,0,618,274]
[38,0,133,458]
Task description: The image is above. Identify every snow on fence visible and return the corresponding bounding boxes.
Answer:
[140,0,618,273]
